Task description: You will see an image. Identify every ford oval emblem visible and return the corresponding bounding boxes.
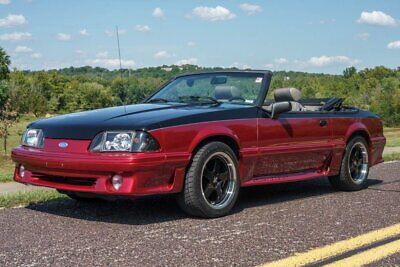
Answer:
[58,142,68,148]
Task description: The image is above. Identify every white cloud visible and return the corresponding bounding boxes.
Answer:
[307,55,359,67]
[175,58,198,65]
[191,6,236,21]
[96,51,108,58]
[56,33,72,41]
[0,0,11,4]
[135,25,151,32]
[387,40,400,49]
[187,41,196,47]
[264,63,274,69]
[357,32,370,41]
[30,53,41,59]
[274,58,288,64]
[357,11,397,27]
[14,45,32,53]
[88,58,135,68]
[153,7,164,18]
[239,3,262,15]
[231,62,252,69]
[0,32,32,41]
[154,51,172,59]
[0,14,27,27]
[79,28,88,36]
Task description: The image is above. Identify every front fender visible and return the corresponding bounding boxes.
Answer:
[188,126,241,153]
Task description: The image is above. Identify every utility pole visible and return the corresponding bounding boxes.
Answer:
[116,25,123,78]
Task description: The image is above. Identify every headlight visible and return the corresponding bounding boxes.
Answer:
[89,131,160,152]
[22,129,44,148]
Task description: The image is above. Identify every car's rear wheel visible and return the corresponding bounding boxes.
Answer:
[328,136,369,191]
[178,141,240,218]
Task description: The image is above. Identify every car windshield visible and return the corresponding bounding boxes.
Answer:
[147,73,265,105]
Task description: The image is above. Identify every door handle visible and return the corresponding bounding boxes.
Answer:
[320,120,328,127]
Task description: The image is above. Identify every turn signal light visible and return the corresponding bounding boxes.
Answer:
[19,165,25,178]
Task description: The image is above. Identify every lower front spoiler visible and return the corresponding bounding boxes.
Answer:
[13,164,187,197]
[12,147,190,197]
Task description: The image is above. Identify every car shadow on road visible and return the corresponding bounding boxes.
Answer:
[25,177,382,225]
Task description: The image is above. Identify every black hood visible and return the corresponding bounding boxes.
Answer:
[30,103,258,140]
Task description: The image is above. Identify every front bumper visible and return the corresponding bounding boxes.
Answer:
[12,144,190,196]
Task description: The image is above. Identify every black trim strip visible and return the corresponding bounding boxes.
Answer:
[260,107,379,119]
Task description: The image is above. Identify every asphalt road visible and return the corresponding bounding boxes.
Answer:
[0,162,399,266]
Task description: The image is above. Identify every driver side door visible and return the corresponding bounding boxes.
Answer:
[254,110,333,177]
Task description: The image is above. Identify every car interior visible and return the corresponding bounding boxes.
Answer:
[263,87,348,112]
[214,85,242,101]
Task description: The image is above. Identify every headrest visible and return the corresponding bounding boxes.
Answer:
[215,85,241,100]
[274,88,302,102]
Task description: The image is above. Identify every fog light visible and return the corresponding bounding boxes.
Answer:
[111,174,123,190]
[19,165,25,178]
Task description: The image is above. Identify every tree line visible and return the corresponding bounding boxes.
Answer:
[1,46,400,152]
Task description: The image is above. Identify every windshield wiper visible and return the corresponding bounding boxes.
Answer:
[147,98,169,103]
[178,95,221,105]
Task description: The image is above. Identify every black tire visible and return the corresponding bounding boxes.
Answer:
[177,141,240,218]
[57,190,99,202]
[328,136,370,191]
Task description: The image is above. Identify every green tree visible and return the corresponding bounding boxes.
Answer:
[343,66,357,78]
[0,47,10,80]
[1,64,399,127]
[0,97,19,154]
[79,82,114,110]
[0,47,16,154]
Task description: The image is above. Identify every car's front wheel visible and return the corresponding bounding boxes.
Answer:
[178,141,240,218]
[328,136,370,191]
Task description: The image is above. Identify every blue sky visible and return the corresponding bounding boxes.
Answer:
[0,0,399,73]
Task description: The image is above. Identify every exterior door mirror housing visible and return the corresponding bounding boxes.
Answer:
[271,101,292,119]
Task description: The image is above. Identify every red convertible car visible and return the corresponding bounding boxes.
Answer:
[12,70,386,218]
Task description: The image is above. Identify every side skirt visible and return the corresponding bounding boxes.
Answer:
[241,170,328,187]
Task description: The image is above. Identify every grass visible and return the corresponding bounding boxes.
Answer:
[0,156,16,183]
[383,128,400,147]
[383,152,400,162]
[0,171,13,183]
[0,114,37,183]
[0,190,67,209]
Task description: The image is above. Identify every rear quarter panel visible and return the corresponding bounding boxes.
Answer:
[362,118,385,165]
[331,115,385,175]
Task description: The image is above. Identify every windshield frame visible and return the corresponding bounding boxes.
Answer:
[144,70,272,107]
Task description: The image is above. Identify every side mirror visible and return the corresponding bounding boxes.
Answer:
[271,101,292,119]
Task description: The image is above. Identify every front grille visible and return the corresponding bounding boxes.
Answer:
[31,172,96,186]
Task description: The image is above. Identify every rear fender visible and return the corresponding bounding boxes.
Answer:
[344,122,371,145]
[344,122,373,163]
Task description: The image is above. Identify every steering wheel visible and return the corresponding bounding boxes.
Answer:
[228,96,246,102]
